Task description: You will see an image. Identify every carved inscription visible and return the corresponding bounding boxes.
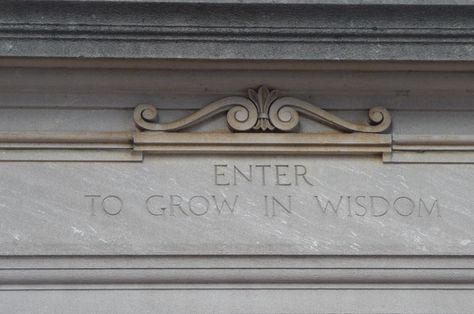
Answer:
[84,163,442,219]
[214,164,314,186]
[314,195,441,217]
[145,194,239,216]
[85,195,123,216]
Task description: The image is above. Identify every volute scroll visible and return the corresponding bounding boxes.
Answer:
[133,86,391,133]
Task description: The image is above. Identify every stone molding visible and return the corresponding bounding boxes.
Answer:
[1,130,474,163]
[0,256,472,290]
[0,83,472,161]
[133,132,392,155]
[0,1,473,61]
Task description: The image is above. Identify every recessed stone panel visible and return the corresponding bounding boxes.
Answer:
[1,155,472,255]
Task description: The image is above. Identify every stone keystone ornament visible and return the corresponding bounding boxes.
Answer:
[133,86,391,133]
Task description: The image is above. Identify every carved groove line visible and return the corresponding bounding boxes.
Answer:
[134,86,391,133]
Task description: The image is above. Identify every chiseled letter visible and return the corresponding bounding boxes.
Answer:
[393,196,415,216]
[84,194,101,216]
[255,165,271,185]
[214,164,230,186]
[314,196,343,214]
[295,165,314,186]
[188,195,209,216]
[275,165,291,186]
[370,196,390,217]
[212,195,239,215]
[233,165,252,185]
[146,195,166,216]
[170,195,189,216]
[419,198,441,217]
[354,195,368,216]
[265,195,292,217]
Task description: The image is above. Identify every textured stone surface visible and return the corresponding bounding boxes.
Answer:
[0,155,471,255]
[0,2,473,310]
[0,1,473,61]
[3,289,474,314]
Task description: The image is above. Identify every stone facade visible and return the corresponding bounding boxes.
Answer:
[0,1,473,313]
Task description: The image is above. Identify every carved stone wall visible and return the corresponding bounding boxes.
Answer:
[0,1,473,313]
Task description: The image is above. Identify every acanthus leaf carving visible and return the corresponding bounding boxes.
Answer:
[133,86,391,133]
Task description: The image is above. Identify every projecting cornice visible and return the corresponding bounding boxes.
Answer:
[0,1,473,61]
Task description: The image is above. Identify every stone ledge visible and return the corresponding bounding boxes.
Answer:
[0,256,472,290]
[0,1,473,61]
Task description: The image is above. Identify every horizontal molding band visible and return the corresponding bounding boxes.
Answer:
[1,1,473,61]
[384,151,474,164]
[0,269,472,286]
[0,132,139,161]
[0,131,133,144]
[393,135,474,147]
[2,25,473,43]
[386,134,474,163]
[134,133,391,145]
[134,146,387,154]
[0,150,143,162]
[0,256,472,289]
[2,58,474,72]
[1,255,472,269]
[134,132,392,155]
[0,255,474,291]
[1,132,474,163]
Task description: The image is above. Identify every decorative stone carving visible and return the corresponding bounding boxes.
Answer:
[133,86,391,133]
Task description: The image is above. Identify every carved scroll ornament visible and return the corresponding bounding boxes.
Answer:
[134,86,391,133]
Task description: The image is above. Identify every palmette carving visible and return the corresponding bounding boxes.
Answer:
[134,86,391,133]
